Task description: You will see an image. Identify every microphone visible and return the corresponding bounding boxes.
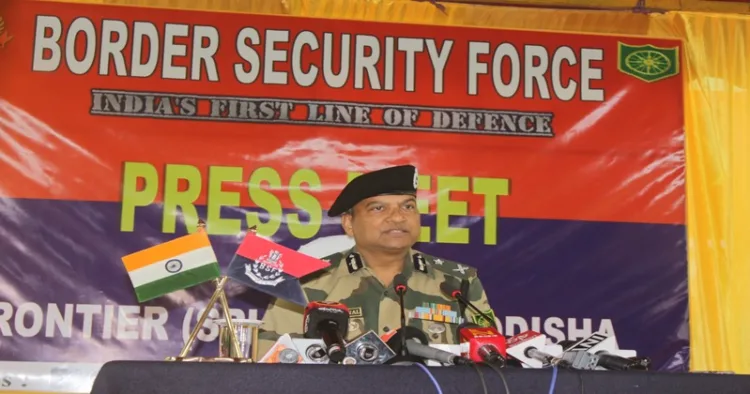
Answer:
[458,323,508,366]
[393,273,409,357]
[405,341,472,366]
[385,326,472,366]
[506,330,567,369]
[302,301,350,364]
[627,356,652,371]
[440,281,496,329]
[563,332,649,371]
[597,353,639,371]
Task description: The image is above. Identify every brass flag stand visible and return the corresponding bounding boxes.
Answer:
[166,220,247,362]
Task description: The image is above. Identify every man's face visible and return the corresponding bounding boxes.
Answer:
[341,194,420,252]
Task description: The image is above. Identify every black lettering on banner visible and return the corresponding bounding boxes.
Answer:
[89,88,554,138]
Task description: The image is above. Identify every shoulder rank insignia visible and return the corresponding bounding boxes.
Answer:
[418,252,474,278]
[453,264,469,275]
[413,253,428,273]
[346,252,363,273]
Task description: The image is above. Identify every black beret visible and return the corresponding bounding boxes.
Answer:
[328,165,418,217]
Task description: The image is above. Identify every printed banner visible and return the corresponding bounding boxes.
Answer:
[0,0,687,377]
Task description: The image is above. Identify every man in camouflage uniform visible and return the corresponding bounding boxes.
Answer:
[257,164,497,358]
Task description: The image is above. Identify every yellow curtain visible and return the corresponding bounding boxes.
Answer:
[38,0,750,374]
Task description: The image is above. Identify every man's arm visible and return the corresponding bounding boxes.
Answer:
[256,298,307,358]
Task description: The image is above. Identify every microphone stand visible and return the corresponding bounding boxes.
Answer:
[387,274,425,365]
[455,293,495,327]
[396,288,407,357]
[458,279,470,318]
[455,280,469,338]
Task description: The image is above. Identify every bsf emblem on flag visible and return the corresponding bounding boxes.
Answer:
[228,232,331,306]
[245,250,286,286]
[617,42,680,83]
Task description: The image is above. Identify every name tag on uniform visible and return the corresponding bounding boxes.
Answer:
[349,307,363,318]
[409,302,464,324]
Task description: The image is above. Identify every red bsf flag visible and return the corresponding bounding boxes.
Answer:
[227,232,331,306]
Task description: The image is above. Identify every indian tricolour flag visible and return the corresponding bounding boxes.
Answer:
[121,231,221,302]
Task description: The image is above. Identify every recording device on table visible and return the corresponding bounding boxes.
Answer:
[302,301,350,364]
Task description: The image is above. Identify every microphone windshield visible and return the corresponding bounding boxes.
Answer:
[302,301,350,339]
[393,273,408,293]
[439,281,461,298]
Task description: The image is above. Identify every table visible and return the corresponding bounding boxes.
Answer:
[90,361,750,394]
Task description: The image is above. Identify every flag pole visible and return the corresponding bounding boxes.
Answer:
[244,226,261,362]
[176,276,229,358]
[174,219,242,359]
[216,279,243,358]
[199,219,243,359]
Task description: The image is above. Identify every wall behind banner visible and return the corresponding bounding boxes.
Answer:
[39,0,750,374]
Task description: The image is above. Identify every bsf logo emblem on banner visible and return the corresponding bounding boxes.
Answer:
[0,17,13,49]
[617,42,679,83]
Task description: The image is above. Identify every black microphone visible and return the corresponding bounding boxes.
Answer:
[440,280,496,329]
[302,301,350,363]
[393,273,408,357]
[560,334,649,371]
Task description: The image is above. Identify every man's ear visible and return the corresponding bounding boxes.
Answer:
[341,213,354,237]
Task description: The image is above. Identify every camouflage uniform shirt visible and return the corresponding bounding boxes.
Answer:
[257,247,495,357]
